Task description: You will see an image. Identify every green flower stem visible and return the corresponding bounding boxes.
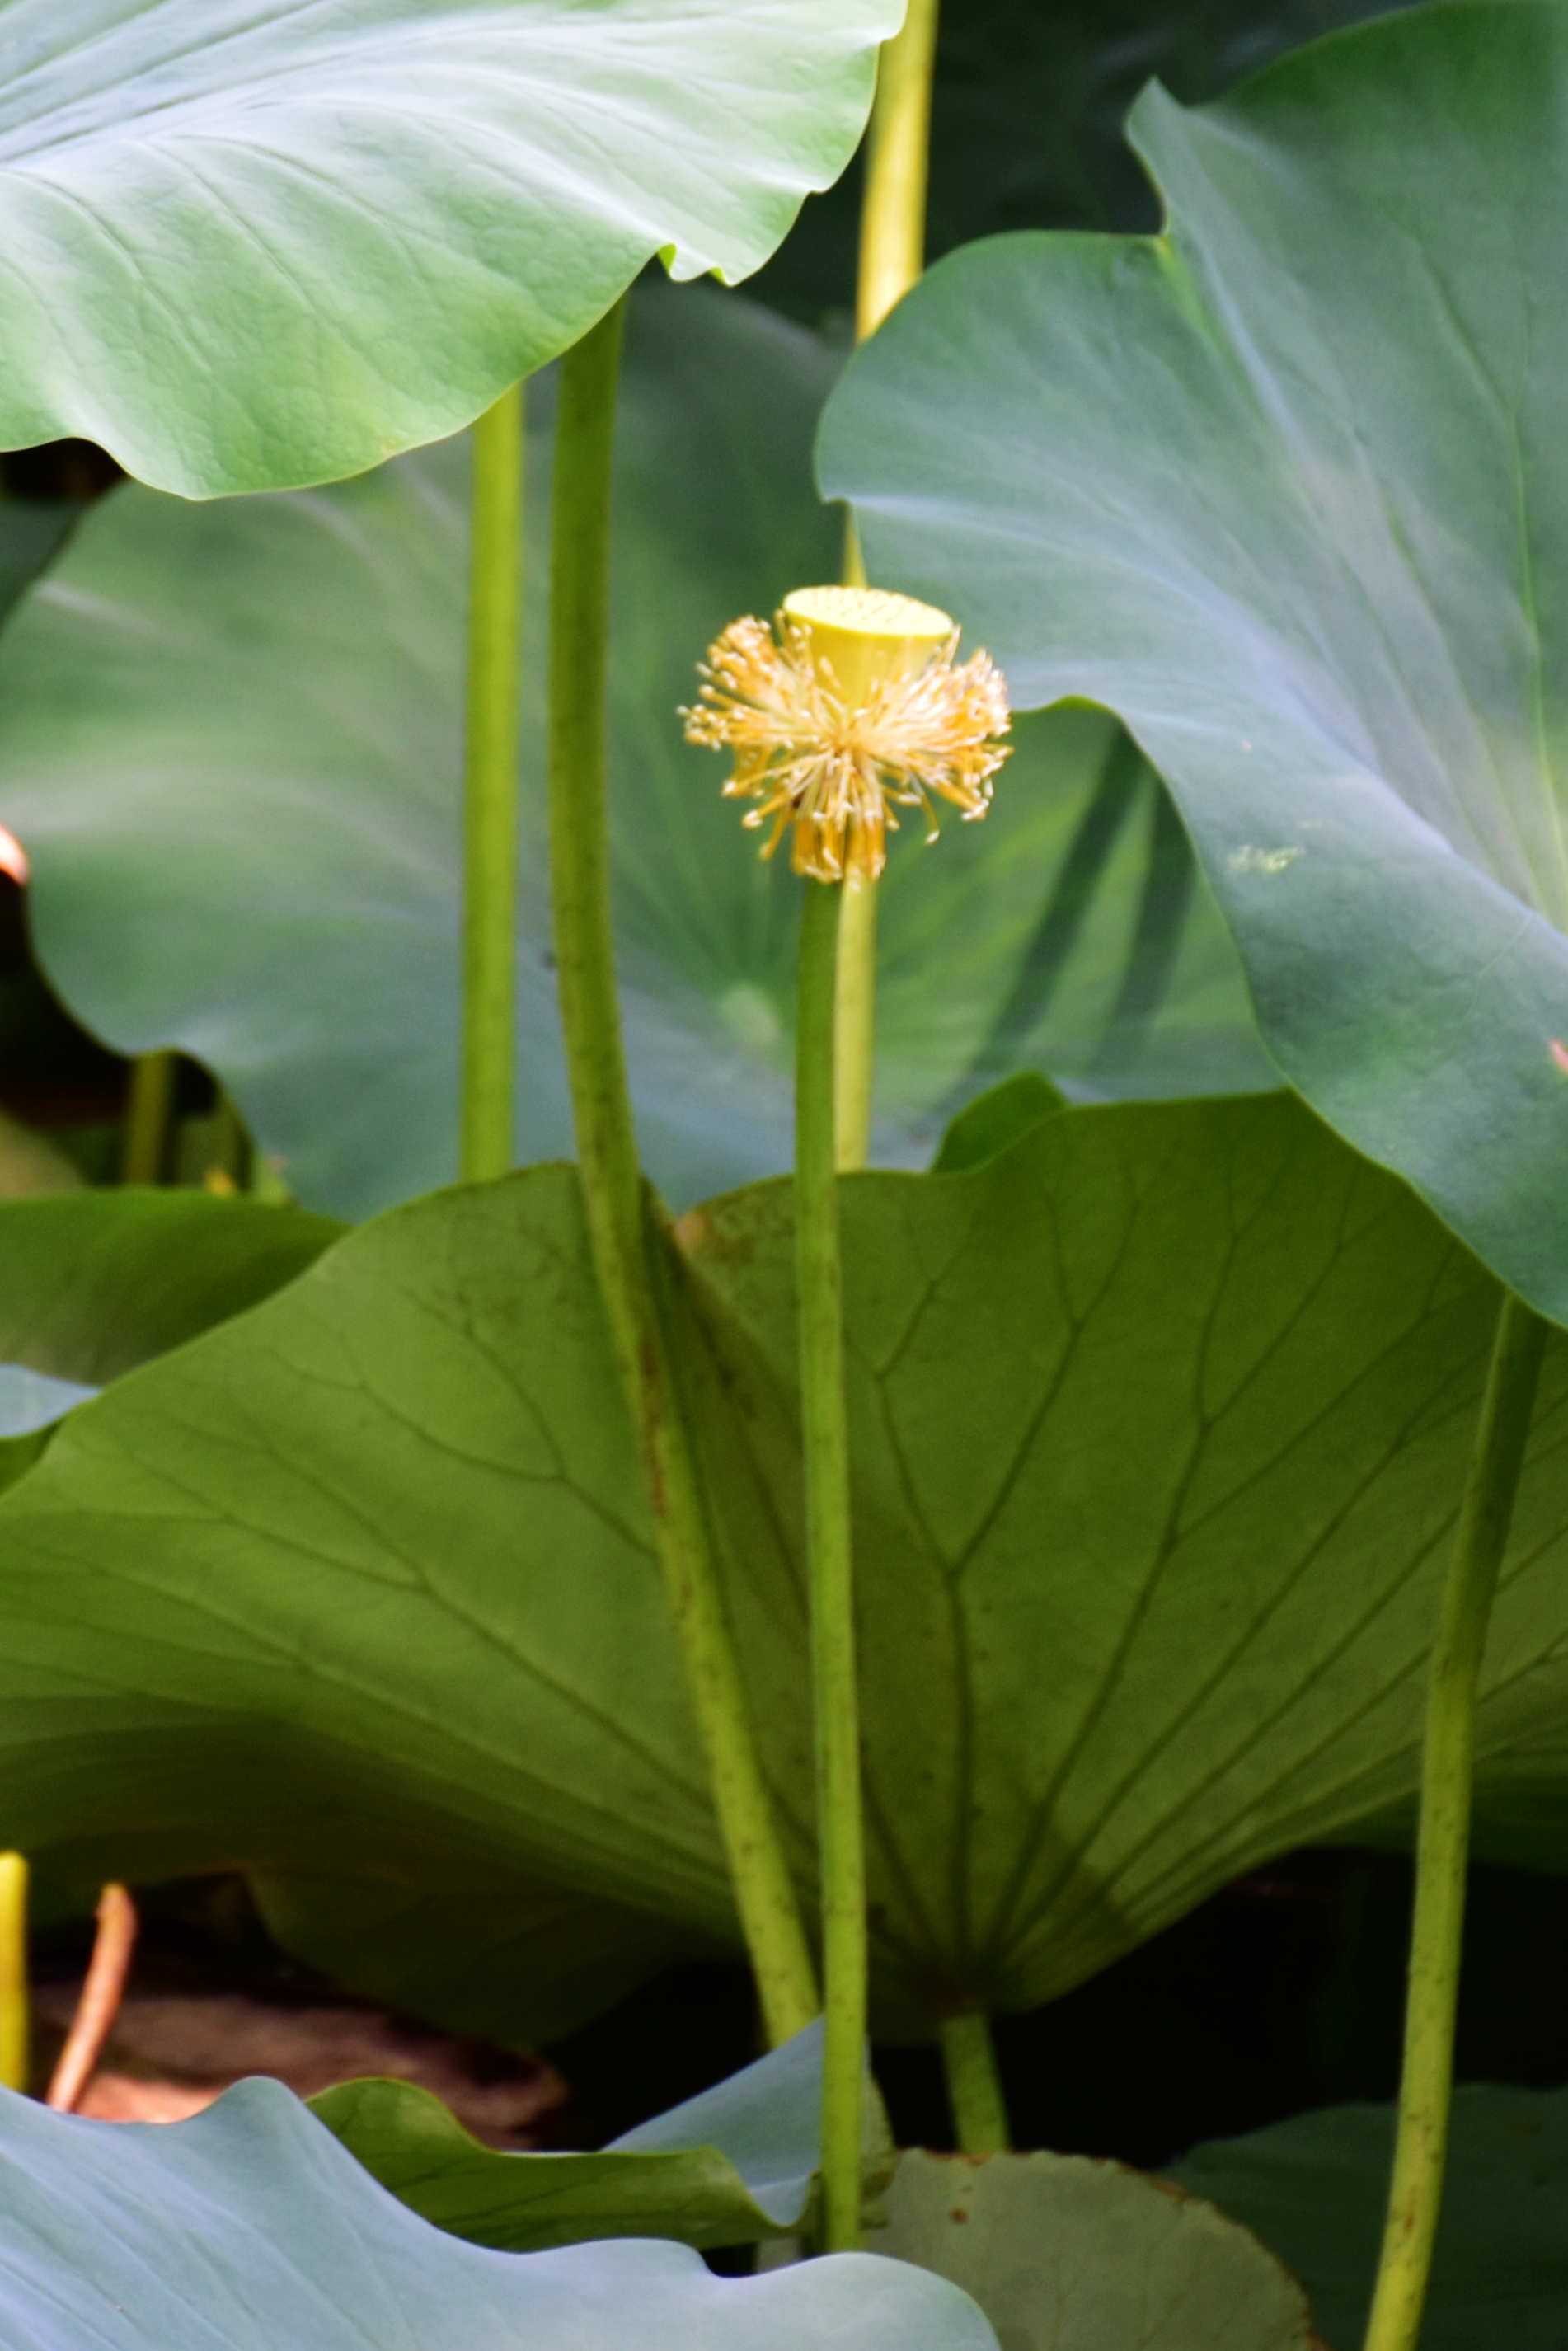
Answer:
[832,882,877,1171]
[460,382,524,1184]
[1363,1286,1547,2351]
[833,0,942,1166]
[546,296,817,2053]
[120,1050,176,1184]
[0,1851,27,2093]
[796,875,868,2251]
[938,2011,1010,2154]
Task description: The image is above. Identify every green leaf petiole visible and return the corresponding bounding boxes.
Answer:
[459,382,525,1184]
[546,297,817,2053]
[1363,1288,1548,2351]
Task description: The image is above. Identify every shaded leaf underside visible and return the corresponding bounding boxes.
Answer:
[2,1096,1568,2039]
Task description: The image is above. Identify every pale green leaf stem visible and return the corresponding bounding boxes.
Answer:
[119,1049,176,1185]
[1363,1288,1547,2351]
[938,2011,1011,2155]
[461,384,524,1184]
[547,298,816,2050]
[834,0,944,1172]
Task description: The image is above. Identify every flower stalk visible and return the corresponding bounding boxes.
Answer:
[461,381,524,1183]
[1362,1286,1547,2351]
[693,585,1007,2248]
[547,297,817,2052]
[795,870,866,2249]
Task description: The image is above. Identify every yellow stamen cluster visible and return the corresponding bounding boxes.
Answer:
[682,589,1011,885]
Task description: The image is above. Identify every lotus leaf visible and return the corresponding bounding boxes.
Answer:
[0,0,899,495]
[0,1091,1566,2036]
[0,2075,993,2351]
[1170,2081,1568,2350]
[871,2147,1312,2350]
[819,0,1568,1315]
[0,283,1270,1219]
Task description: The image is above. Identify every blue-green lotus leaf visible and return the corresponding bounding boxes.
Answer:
[819,0,1568,1319]
[0,2075,994,2351]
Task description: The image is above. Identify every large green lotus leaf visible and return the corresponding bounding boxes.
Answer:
[0,0,900,497]
[0,281,1271,1220]
[867,2148,1312,2350]
[1169,2082,1568,2350]
[6,1092,1568,2039]
[0,1190,341,1385]
[0,2076,993,2351]
[818,0,1568,1321]
[312,2020,824,2251]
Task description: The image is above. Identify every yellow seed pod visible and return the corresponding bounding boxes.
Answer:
[780,585,954,708]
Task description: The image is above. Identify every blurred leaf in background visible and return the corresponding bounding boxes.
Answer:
[0,284,1270,1220]
[750,0,1414,323]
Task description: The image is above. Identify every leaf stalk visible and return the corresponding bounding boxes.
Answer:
[938,2010,1010,2154]
[1362,1285,1547,2351]
[120,1051,176,1185]
[834,0,942,1165]
[546,297,817,2051]
[460,382,524,1183]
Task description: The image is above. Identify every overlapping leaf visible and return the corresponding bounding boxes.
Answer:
[0,0,899,495]
[871,2148,1313,2350]
[1171,2082,1568,2349]
[819,0,1568,1316]
[0,1190,341,1385]
[313,2020,824,2251]
[0,2076,992,2351]
[0,282,1270,1219]
[2,1091,1568,2039]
